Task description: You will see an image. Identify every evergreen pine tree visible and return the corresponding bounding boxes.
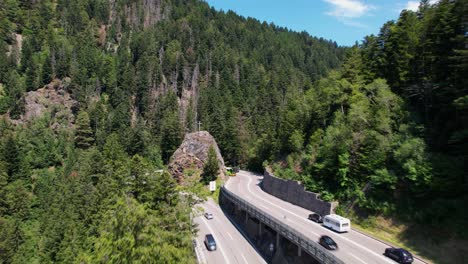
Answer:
[1,135,20,179]
[74,111,94,149]
[160,110,182,163]
[0,160,8,214]
[6,71,25,119]
[202,145,219,183]
[41,52,53,85]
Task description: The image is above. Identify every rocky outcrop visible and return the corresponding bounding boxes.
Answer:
[168,131,226,183]
[10,78,77,129]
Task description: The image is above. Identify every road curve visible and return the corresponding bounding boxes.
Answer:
[194,198,267,264]
[225,170,425,264]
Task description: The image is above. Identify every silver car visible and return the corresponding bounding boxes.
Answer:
[204,212,213,219]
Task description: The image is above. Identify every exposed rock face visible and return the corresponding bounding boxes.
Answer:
[104,1,201,128]
[108,0,167,35]
[10,78,77,129]
[168,131,226,183]
[6,33,22,64]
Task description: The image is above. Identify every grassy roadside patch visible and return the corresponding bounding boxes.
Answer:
[209,178,222,203]
[350,215,467,264]
[177,168,224,203]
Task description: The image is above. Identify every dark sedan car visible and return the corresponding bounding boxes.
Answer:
[308,213,323,223]
[204,234,217,251]
[384,248,414,263]
[319,235,338,250]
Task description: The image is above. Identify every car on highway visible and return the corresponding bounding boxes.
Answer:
[204,234,217,251]
[204,212,213,219]
[308,213,323,223]
[319,235,338,250]
[384,248,413,263]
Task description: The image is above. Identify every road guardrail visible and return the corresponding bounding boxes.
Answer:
[220,186,345,264]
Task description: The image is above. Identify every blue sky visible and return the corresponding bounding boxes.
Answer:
[204,0,433,46]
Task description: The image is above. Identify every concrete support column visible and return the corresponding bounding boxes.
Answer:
[298,246,302,257]
[276,232,280,249]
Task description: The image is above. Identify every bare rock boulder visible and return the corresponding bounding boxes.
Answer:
[168,131,226,183]
[9,78,77,129]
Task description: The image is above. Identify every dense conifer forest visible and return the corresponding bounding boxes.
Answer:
[0,0,466,263]
[270,0,467,261]
[0,0,344,262]
[274,0,467,223]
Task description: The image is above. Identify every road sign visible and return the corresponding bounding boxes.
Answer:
[209,181,216,192]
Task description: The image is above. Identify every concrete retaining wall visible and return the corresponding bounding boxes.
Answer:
[262,168,337,216]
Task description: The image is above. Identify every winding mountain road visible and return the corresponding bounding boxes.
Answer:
[194,198,267,264]
[223,170,426,264]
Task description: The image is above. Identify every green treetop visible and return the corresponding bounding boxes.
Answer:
[202,145,219,184]
[75,111,94,149]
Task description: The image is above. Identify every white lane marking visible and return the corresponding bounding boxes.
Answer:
[349,253,368,264]
[205,202,243,242]
[214,217,233,241]
[241,253,248,264]
[214,217,234,242]
[203,201,267,264]
[259,204,270,210]
[202,207,235,245]
[242,174,318,236]
[199,241,208,264]
[201,217,231,264]
[240,172,394,264]
[194,238,207,264]
[227,231,234,240]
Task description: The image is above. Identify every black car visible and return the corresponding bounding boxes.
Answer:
[308,213,323,223]
[204,234,217,251]
[384,248,413,264]
[319,235,338,250]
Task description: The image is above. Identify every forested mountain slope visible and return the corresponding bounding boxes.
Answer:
[271,1,467,262]
[0,0,345,262]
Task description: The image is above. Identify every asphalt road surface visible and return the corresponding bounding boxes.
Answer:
[225,170,426,264]
[193,198,267,264]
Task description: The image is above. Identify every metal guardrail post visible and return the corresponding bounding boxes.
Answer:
[220,186,345,264]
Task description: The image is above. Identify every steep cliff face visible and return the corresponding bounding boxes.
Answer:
[177,63,200,127]
[104,0,200,129]
[108,0,168,31]
[168,131,226,183]
[1,0,345,168]
[6,33,22,64]
[105,0,168,50]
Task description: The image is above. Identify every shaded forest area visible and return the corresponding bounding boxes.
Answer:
[0,0,345,262]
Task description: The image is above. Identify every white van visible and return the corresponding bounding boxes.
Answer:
[323,214,351,233]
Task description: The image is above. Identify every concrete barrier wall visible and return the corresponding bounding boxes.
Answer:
[262,167,337,216]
